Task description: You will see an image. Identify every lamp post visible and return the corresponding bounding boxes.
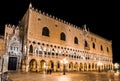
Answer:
[61,58,68,75]
[114,63,119,75]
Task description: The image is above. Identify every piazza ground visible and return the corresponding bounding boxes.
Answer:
[7,71,120,81]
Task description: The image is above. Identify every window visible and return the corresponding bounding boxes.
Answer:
[42,27,50,36]
[100,45,103,51]
[74,37,78,44]
[93,42,95,49]
[107,47,109,52]
[85,40,88,47]
[13,29,15,34]
[60,32,66,41]
[29,45,33,53]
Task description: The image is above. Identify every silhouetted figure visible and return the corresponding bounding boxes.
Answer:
[50,69,52,74]
[47,69,49,74]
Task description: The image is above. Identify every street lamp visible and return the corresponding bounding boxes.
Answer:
[114,63,119,75]
[61,58,68,75]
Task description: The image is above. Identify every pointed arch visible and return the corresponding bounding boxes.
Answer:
[107,47,109,52]
[60,32,66,41]
[85,40,88,47]
[29,59,37,71]
[29,45,33,53]
[100,45,103,51]
[42,27,50,36]
[74,37,78,44]
[92,42,95,49]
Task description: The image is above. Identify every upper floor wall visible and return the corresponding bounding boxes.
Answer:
[20,4,112,57]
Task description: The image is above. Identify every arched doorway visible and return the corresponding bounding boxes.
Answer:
[48,61,54,71]
[88,63,91,71]
[92,63,94,71]
[74,62,78,71]
[80,63,83,71]
[8,57,17,70]
[69,62,73,71]
[29,59,37,72]
[40,60,46,72]
[56,61,60,72]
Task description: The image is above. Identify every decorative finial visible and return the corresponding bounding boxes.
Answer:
[83,24,87,31]
[29,2,32,8]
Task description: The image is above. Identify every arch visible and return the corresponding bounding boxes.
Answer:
[29,45,33,53]
[56,61,60,72]
[42,27,50,36]
[92,63,94,69]
[107,47,109,52]
[39,46,43,55]
[79,63,83,71]
[85,40,88,47]
[40,60,46,72]
[29,59,37,72]
[88,63,91,71]
[74,62,78,71]
[48,60,54,71]
[100,45,103,51]
[60,32,66,41]
[69,62,73,71]
[74,37,78,44]
[92,42,95,49]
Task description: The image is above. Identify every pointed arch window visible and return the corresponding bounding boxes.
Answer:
[100,45,103,51]
[93,42,95,49]
[60,32,66,41]
[74,37,78,44]
[13,29,15,34]
[85,40,88,47]
[42,27,50,37]
[107,47,109,52]
[29,45,33,53]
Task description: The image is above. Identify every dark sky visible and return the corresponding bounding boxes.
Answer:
[0,0,119,63]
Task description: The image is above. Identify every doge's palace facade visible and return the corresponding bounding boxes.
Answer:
[1,3,113,72]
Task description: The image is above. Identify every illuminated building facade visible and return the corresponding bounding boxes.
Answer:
[0,3,113,72]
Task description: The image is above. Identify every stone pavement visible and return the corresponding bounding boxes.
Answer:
[8,71,120,81]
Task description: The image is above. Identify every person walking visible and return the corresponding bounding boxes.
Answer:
[50,69,52,74]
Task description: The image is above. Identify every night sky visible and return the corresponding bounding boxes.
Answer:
[0,0,119,63]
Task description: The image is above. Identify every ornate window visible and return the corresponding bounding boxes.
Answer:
[107,47,109,52]
[92,42,95,49]
[85,40,88,47]
[60,32,66,41]
[74,37,78,44]
[29,45,33,53]
[100,45,103,51]
[42,27,50,36]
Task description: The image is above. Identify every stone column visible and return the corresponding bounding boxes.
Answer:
[54,64,56,72]
[87,63,89,71]
[36,64,39,72]
[25,64,29,72]
[82,63,84,71]
[21,60,26,72]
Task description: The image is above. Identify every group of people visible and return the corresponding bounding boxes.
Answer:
[47,69,52,74]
